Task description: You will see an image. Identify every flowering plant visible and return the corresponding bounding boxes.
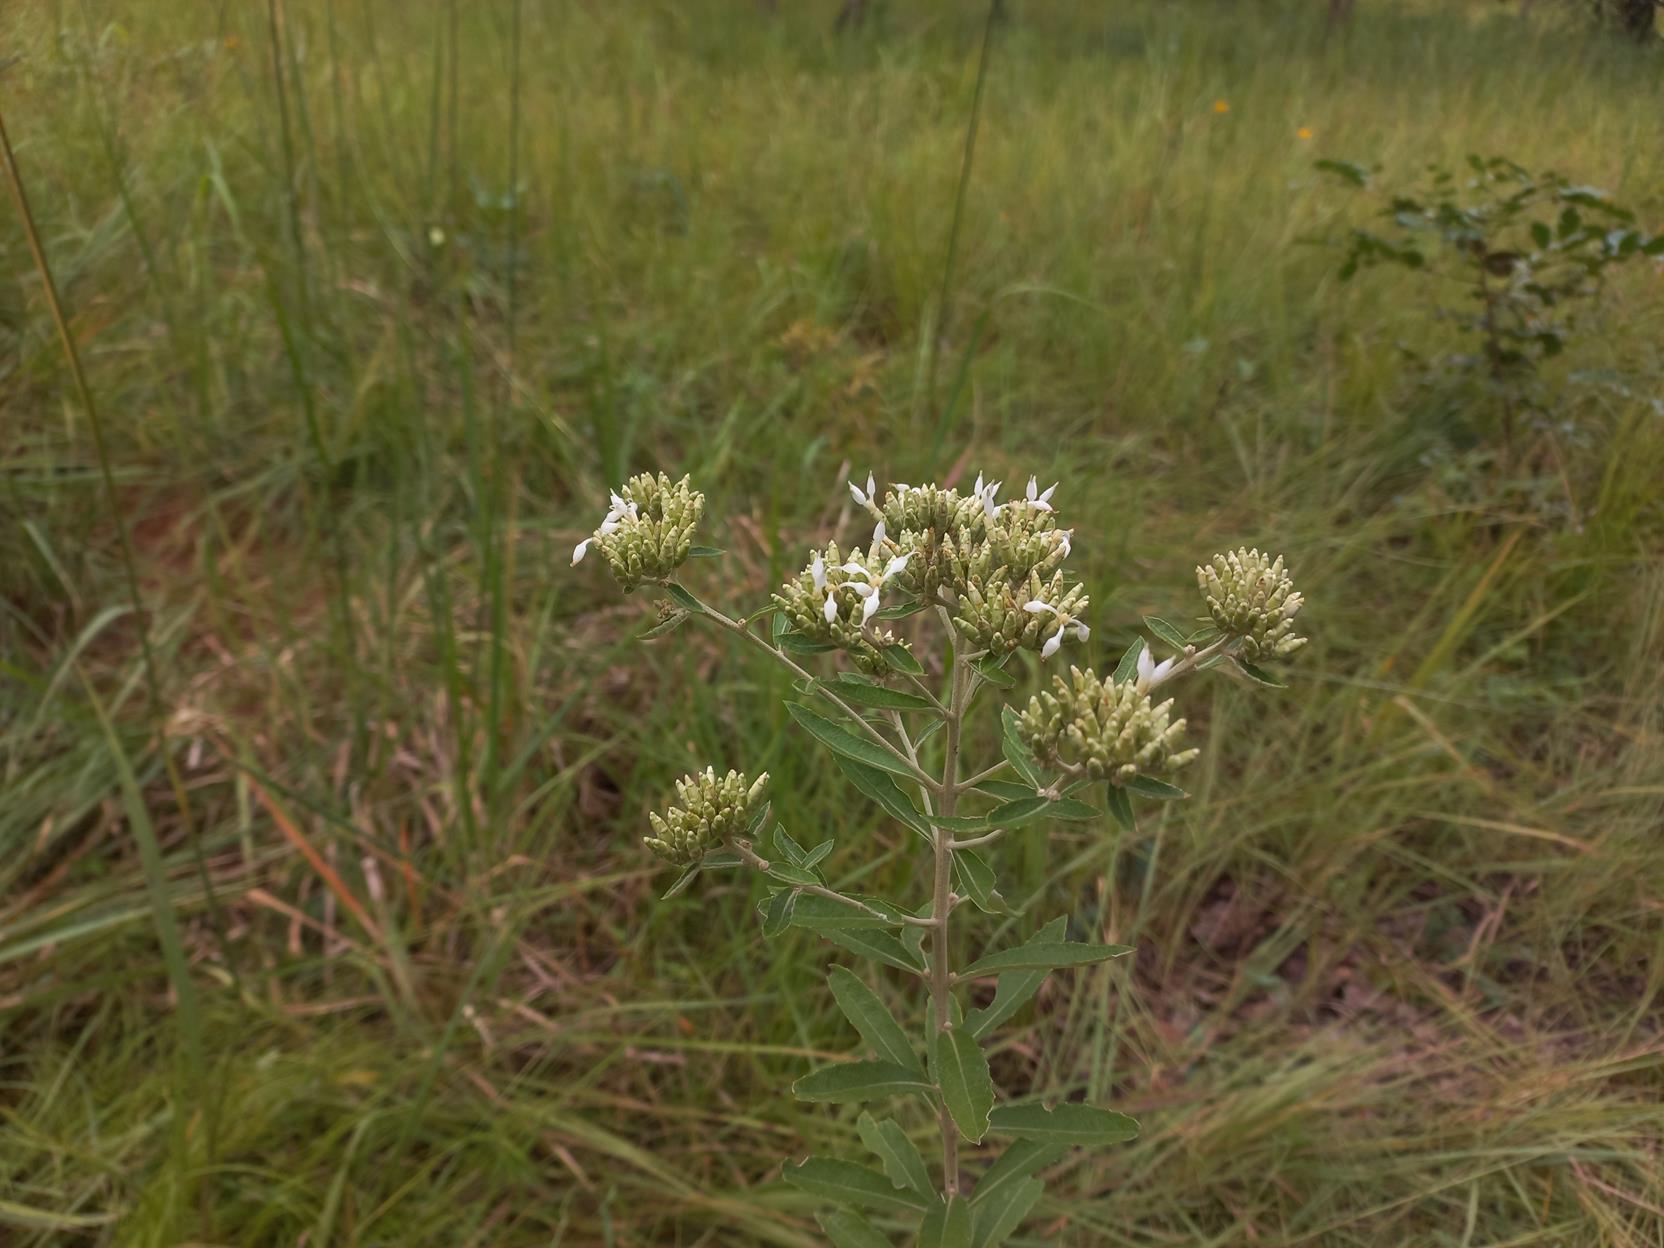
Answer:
[574,468,1309,1245]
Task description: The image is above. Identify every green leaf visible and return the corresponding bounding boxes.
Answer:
[1315,158,1369,187]
[1105,785,1135,832]
[1112,636,1145,684]
[790,894,905,930]
[660,865,701,900]
[663,582,704,613]
[970,1176,1043,1248]
[952,848,1009,915]
[772,824,808,864]
[701,849,743,869]
[963,942,1134,978]
[919,1195,973,1248]
[761,889,798,937]
[874,597,926,620]
[986,1103,1140,1145]
[928,813,992,832]
[688,545,724,558]
[856,1111,932,1197]
[767,862,821,888]
[974,780,1037,803]
[779,631,838,655]
[999,707,1043,788]
[822,928,929,974]
[932,1027,996,1143]
[802,838,836,869]
[829,967,920,1071]
[881,645,924,676]
[1235,658,1287,688]
[792,1060,934,1104]
[985,797,1051,828]
[1142,616,1189,651]
[1045,798,1100,821]
[788,703,919,780]
[969,1140,1066,1209]
[782,1157,930,1213]
[832,680,937,713]
[638,611,690,639]
[1124,775,1186,801]
[817,1210,892,1248]
[965,917,1068,1039]
[972,656,1015,688]
[834,755,934,842]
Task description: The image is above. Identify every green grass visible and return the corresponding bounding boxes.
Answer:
[3,0,1663,1243]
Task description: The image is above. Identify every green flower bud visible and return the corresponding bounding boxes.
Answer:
[953,570,1089,661]
[1020,666,1198,783]
[643,767,769,866]
[572,473,705,591]
[771,541,913,674]
[1196,547,1307,661]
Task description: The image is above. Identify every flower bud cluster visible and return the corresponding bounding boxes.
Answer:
[844,473,1083,662]
[1196,548,1307,661]
[1020,666,1199,783]
[644,767,769,866]
[954,570,1089,660]
[772,540,910,674]
[572,472,704,591]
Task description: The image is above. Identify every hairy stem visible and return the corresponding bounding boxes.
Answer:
[931,609,965,1196]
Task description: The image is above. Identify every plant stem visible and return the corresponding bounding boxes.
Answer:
[728,840,936,929]
[931,609,965,1196]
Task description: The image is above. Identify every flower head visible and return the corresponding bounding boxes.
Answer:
[571,472,704,591]
[644,767,769,866]
[1021,666,1198,784]
[1196,547,1308,661]
[1135,645,1176,692]
[772,541,914,674]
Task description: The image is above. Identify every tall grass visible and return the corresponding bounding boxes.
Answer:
[2,1,1661,1244]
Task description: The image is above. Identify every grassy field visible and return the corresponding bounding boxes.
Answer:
[3,0,1663,1244]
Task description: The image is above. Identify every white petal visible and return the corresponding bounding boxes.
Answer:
[861,594,880,623]
[1153,657,1175,682]
[823,594,840,624]
[1056,530,1073,557]
[811,555,826,591]
[865,471,876,499]
[872,520,886,546]
[609,490,628,513]
[1031,499,1053,513]
[847,582,876,598]
[1137,647,1155,686]
[840,561,869,577]
[1039,482,1058,504]
[571,538,592,565]
[1074,621,1091,642]
[883,555,910,581]
[1024,600,1058,616]
[1027,475,1039,501]
[849,481,867,507]
[1041,632,1063,660]
[975,472,985,495]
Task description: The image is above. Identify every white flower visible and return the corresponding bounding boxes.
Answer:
[811,554,826,592]
[974,473,1003,521]
[1025,476,1058,511]
[1135,645,1176,692]
[882,554,910,581]
[823,593,839,624]
[1055,529,1073,559]
[861,593,881,624]
[873,520,886,546]
[1024,599,1090,661]
[572,538,593,565]
[849,471,876,508]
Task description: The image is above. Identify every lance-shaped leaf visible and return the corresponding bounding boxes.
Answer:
[761,888,798,937]
[1112,636,1146,683]
[1105,784,1135,832]
[835,754,933,842]
[782,1157,930,1213]
[788,703,920,780]
[965,917,1068,1039]
[663,582,704,613]
[856,1111,931,1197]
[1124,775,1186,801]
[969,1140,1066,1209]
[984,796,1050,828]
[1044,797,1100,821]
[817,1210,892,1248]
[831,679,938,713]
[1235,658,1288,688]
[932,1026,996,1143]
[789,893,905,931]
[880,644,924,675]
[792,1061,934,1104]
[974,779,1037,803]
[767,862,822,888]
[999,707,1044,789]
[660,865,701,900]
[972,656,1015,688]
[638,611,690,639]
[919,1195,973,1248]
[1142,615,1189,651]
[962,941,1133,978]
[970,1176,1043,1248]
[986,1103,1140,1145]
[829,967,920,1071]
[951,848,1009,915]
[821,928,928,975]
